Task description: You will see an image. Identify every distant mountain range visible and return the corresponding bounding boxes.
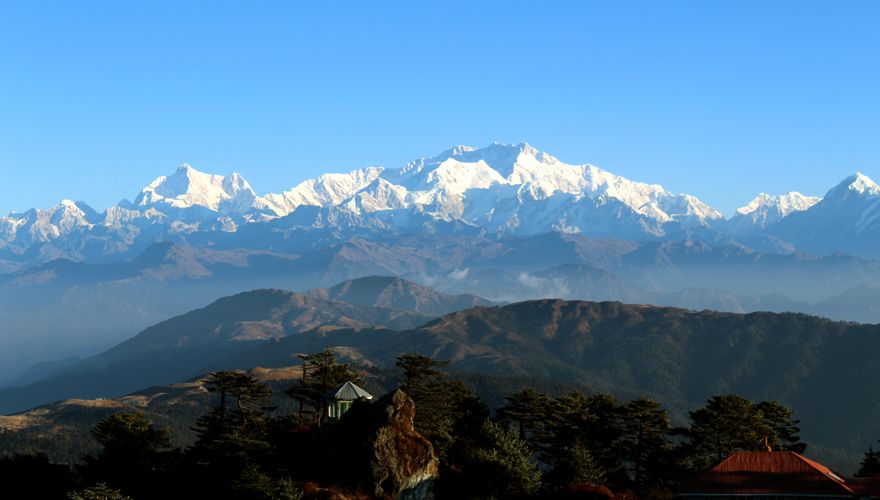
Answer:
[4,284,880,473]
[4,142,880,393]
[3,143,879,475]
[3,143,880,271]
[6,231,880,383]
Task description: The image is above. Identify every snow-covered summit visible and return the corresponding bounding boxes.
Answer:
[133,163,263,213]
[0,143,731,252]
[371,142,723,227]
[728,192,821,234]
[736,192,821,218]
[825,172,880,200]
[0,199,98,249]
[263,167,385,215]
[111,143,724,230]
[10,143,880,266]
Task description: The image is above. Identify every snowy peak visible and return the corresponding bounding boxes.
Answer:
[736,192,821,218]
[397,142,545,182]
[426,142,557,182]
[264,167,385,215]
[380,142,723,227]
[134,163,260,213]
[0,199,98,246]
[826,172,880,200]
[12,143,879,263]
[728,192,820,234]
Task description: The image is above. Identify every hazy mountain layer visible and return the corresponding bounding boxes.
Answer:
[6,231,880,384]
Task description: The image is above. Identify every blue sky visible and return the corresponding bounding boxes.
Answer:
[1,1,878,215]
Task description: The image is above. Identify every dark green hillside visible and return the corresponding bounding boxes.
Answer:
[6,295,880,470]
[224,299,880,457]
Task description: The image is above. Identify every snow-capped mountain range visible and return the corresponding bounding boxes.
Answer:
[726,192,822,235]
[1,142,878,266]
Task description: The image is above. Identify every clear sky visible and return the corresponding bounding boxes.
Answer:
[1,1,878,216]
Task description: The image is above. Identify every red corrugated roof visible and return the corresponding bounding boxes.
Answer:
[679,451,854,496]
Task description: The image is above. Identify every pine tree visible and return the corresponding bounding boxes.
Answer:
[620,397,678,491]
[560,439,605,486]
[457,420,542,499]
[685,394,771,470]
[189,371,275,496]
[396,353,490,464]
[80,412,172,498]
[497,388,551,440]
[540,391,624,483]
[396,353,456,446]
[857,443,880,477]
[757,400,806,453]
[285,349,362,426]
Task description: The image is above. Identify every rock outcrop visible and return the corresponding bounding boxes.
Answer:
[333,389,438,500]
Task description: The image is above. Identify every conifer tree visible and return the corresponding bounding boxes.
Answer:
[558,439,605,486]
[285,349,362,426]
[540,391,625,483]
[857,443,880,477]
[189,371,275,496]
[757,400,806,453]
[395,353,489,463]
[457,420,542,499]
[81,412,172,498]
[396,353,455,445]
[497,388,551,440]
[620,397,677,490]
[684,395,771,470]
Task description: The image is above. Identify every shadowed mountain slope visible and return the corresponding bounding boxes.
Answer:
[0,288,434,413]
[224,299,880,456]
[307,275,492,316]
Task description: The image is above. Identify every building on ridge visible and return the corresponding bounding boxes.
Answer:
[678,449,880,499]
[326,380,373,420]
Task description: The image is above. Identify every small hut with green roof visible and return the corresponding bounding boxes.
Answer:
[326,380,373,419]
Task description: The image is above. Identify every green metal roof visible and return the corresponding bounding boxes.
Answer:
[328,380,373,401]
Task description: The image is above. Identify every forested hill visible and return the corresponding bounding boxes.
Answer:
[231,299,880,455]
[6,296,880,463]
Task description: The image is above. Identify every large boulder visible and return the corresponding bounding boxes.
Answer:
[333,389,438,499]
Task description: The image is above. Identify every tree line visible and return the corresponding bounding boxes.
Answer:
[1,350,877,499]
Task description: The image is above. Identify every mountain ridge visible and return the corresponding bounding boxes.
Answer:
[7,142,876,267]
[6,293,880,473]
[0,276,493,412]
